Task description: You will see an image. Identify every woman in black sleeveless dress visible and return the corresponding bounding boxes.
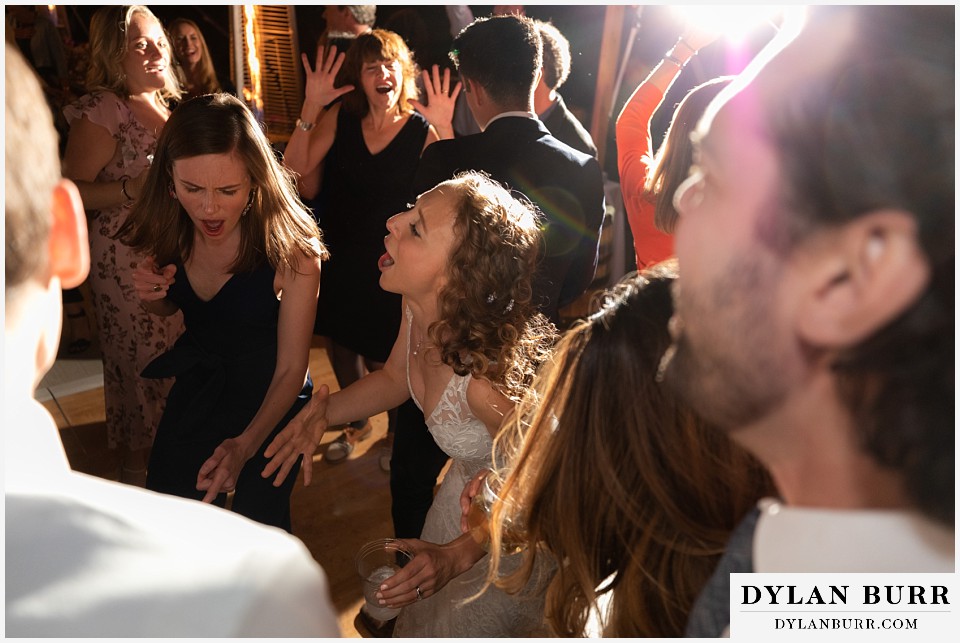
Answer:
[283,29,458,462]
[117,94,327,531]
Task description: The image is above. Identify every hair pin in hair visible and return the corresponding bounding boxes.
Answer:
[486,292,515,313]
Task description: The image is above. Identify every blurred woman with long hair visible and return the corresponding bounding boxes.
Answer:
[167,18,224,100]
[617,28,726,269]
[487,263,773,637]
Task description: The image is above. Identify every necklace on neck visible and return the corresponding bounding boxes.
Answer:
[412,329,426,357]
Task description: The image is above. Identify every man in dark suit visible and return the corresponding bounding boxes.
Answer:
[414,14,605,325]
[533,19,598,159]
[391,14,605,543]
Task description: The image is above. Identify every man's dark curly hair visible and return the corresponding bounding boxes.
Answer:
[429,172,557,400]
[534,20,571,91]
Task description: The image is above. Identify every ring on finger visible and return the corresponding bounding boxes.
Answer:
[152,284,162,292]
[415,586,423,601]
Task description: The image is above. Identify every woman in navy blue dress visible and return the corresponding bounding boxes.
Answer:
[117,93,327,531]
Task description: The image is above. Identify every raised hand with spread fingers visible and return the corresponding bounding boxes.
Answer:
[410,64,460,141]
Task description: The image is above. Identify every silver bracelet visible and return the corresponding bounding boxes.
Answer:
[295,118,315,132]
[664,53,686,68]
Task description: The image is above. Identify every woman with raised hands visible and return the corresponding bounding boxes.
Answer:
[282,29,459,465]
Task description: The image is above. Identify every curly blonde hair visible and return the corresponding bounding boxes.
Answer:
[429,172,557,400]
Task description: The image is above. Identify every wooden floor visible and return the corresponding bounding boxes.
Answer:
[40,335,398,638]
[39,270,610,637]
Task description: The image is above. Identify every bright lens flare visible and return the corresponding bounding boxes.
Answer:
[672,5,784,44]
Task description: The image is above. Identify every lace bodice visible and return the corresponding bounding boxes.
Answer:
[404,307,492,475]
[394,306,548,637]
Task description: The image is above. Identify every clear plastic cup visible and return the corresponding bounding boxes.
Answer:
[355,538,414,621]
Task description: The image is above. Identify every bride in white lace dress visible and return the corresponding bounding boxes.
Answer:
[264,172,556,636]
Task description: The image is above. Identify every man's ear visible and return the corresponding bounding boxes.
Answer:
[47,178,89,289]
[532,64,543,90]
[465,78,485,106]
[795,210,930,348]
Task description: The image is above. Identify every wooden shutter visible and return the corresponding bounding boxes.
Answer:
[230,5,302,144]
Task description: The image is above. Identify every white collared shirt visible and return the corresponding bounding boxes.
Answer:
[481,110,538,131]
[753,497,955,573]
[5,400,341,637]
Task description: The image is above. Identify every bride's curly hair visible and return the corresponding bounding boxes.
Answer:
[430,172,558,399]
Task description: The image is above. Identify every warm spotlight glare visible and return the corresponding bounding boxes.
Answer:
[672,5,784,44]
[243,5,263,115]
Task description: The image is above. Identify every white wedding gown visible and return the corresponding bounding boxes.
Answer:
[393,308,549,637]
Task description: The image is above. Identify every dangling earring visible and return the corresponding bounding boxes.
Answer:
[241,188,256,217]
[168,182,177,200]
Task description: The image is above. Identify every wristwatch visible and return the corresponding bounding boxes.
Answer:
[295,118,315,132]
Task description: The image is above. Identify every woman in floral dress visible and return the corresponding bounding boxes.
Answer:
[62,5,184,485]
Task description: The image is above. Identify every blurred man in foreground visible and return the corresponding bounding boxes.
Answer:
[660,6,955,636]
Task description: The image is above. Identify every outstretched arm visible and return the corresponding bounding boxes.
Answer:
[616,26,718,205]
[263,300,414,485]
[195,249,320,502]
